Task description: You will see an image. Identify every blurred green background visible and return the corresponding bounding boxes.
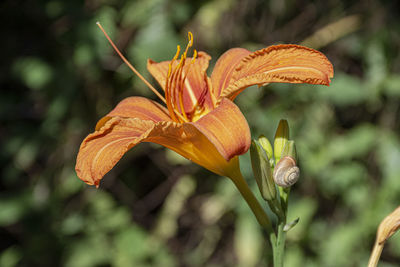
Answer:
[1,0,399,266]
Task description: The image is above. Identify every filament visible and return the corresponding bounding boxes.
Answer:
[96,22,166,104]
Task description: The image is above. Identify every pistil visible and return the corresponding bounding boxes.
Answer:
[96,22,166,104]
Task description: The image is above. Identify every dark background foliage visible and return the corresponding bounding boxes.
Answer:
[1,0,399,266]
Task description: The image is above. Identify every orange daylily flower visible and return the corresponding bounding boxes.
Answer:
[76,30,333,187]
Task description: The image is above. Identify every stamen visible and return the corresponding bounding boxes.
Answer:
[176,58,189,121]
[191,50,197,64]
[166,46,181,122]
[164,32,197,122]
[96,22,166,104]
[172,57,189,121]
[165,47,188,123]
[169,61,182,121]
[184,32,194,54]
[173,32,195,120]
[178,49,197,119]
[166,46,181,82]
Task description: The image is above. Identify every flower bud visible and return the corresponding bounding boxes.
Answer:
[250,140,276,201]
[258,135,274,166]
[282,140,297,161]
[274,119,289,163]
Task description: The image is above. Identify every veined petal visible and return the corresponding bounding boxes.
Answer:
[144,99,250,176]
[95,96,171,130]
[189,98,251,162]
[211,48,251,98]
[150,98,250,176]
[219,44,334,100]
[146,59,171,92]
[149,120,243,177]
[147,52,210,91]
[147,52,214,114]
[76,99,250,185]
[76,117,156,186]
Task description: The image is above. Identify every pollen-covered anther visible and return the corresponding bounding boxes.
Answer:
[165,32,198,123]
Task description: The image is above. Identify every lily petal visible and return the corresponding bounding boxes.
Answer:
[95,96,172,130]
[211,48,251,98]
[189,98,251,162]
[219,44,334,100]
[147,52,213,114]
[76,117,156,186]
[150,120,244,178]
[75,98,250,186]
[151,98,250,176]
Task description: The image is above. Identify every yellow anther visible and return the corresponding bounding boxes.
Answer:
[192,49,197,64]
[174,45,181,59]
[164,33,198,123]
[188,32,193,47]
[167,45,181,79]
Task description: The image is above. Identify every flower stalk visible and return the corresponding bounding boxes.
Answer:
[248,121,301,266]
[227,166,273,232]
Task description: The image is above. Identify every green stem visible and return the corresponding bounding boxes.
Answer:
[228,169,291,267]
[228,170,273,233]
[279,187,290,214]
[273,222,286,267]
[272,186,290,267]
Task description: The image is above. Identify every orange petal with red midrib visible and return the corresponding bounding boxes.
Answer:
[210,48,251,98]
[189,98,251,162]
[95,96,172,130]
[219,44,334,100]
[76,117,155,186]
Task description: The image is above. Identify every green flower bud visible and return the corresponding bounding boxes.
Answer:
[282,140,297,161]
[250,140,276,201]
[274,119,289,163]
[258,135,274,166]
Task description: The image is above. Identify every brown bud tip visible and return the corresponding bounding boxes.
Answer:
[377,206,400,245]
